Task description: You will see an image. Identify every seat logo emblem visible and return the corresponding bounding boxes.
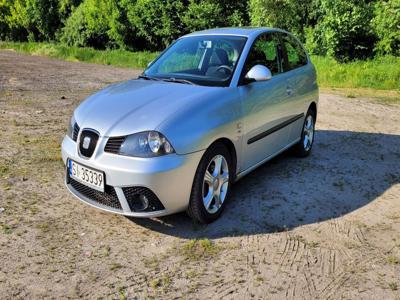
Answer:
[82,136,91,149]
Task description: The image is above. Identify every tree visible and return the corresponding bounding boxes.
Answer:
[311,0,376,61]
[60,0,130,49]
[249,0,312,41]
[125,0,185,50]
[58,0,83,23]
[0,0,13,40]
[182,0,249,33]
[6,0,61,41]
[373,0,400,56]
[182,0,222,32]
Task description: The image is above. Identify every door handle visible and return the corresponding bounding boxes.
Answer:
[286,86,293,96]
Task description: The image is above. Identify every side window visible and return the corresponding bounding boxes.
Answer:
[244,33,281,76]
[281,34,308,72]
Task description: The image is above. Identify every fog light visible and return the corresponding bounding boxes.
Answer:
[139,194,149,211]
[123,186,165,212]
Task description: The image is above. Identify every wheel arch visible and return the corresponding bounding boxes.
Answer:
[308,101,317,121]
[208,138,238,180]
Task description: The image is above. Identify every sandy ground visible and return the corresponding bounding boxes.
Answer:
[0,50,400,299]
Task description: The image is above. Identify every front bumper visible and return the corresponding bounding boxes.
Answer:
[61,135,204,217]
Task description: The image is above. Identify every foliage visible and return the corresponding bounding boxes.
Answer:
[60,0,129,49]
[58,0,82,17]
[312,55,400,90]
[125,0,185,50]
[249,0,313,41]
[182,0,222,32]
[0,0,399,62]
[0,0,12,40]
[182,0,249,35]
[2,41,400,91]
[373,0,400,56]
[0,41,158,68]
[5,0,61,41]
[209,0,249,27]
[310,0,376,61]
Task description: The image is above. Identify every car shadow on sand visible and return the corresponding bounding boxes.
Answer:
[127,130,400,239]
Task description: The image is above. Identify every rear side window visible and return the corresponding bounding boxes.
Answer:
[281,34,308,72]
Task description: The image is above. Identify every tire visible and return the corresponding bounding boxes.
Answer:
[187,143,233,224]
[292,108,316,157]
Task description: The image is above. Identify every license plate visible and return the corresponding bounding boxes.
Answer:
[68,159,104,192]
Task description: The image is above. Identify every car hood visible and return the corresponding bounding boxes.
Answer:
[74,79,219,137]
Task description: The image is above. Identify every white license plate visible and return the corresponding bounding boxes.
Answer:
[68,159,104,192]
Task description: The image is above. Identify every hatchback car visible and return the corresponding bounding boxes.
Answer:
[62,27,318,223]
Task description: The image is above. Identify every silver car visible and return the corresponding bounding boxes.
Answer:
[62,27,318,223]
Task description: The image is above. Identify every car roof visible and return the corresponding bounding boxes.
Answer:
[182,27,289,39]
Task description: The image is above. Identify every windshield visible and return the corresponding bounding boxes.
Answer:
[143,35,247,87]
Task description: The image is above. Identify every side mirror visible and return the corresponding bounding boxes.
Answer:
[245,65,272,82]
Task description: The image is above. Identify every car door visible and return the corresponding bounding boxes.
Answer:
[279,33,313,144]
[238,32,294,172]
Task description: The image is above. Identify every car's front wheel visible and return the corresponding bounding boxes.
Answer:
[187,143,233,224]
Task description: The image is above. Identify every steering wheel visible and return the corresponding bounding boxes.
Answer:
[216,65,233,74]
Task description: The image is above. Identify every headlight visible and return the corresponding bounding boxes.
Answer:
[66,115,76,139]
[119,131,174,157]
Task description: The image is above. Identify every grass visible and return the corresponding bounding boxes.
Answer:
[321,87,400,105]
[110,263,124,271]
[179,239,219,260]
[0,41,399,91]
[0,41,158,69]
[387,255,400,265]
[149,276,171,290]
[150,278,161,289]
[1,224,13,234]
[312,55,400,91]
[389,282,398,291]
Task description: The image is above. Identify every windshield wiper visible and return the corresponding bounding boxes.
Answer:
[138,74,161,81]
[162,77,197,85]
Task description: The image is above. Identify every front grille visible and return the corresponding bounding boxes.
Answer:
[72,123,80,142]
[79,129,99,158]
[104,136,125,154]
[123,186,165,212]
[69,178,122,210]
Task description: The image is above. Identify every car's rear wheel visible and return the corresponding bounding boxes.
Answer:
[187,143,233,224]
[292,109,316,157]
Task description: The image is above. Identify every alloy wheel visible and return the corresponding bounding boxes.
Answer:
[202,155,229,214]
[303,115,314,151]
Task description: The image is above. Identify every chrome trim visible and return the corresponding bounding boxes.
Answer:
[77,128,100,159]
[114,187,131,213]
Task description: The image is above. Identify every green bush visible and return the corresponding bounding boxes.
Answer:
[311,0,376,61]
[125,0,185,50]
[58,0,82,18]
[0,41,159,68]
[211,1,249,27]
[0,0,399,63]
[249,0,312,41]
[0,0,12,40]
[373,0,400,56]
[5,0,61,41]
[60,0,130,49]
[182,0,222,32]
[125,0,249,50]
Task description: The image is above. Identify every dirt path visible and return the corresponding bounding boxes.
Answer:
[0,50,399,299]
